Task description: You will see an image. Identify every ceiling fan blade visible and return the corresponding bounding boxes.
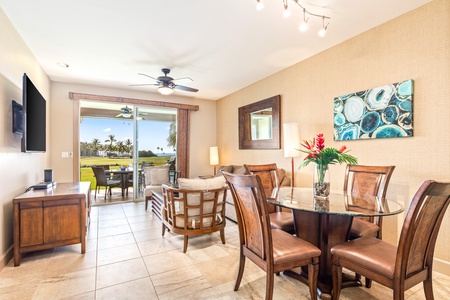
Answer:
[173,77,193,82]
[138,73,158,81]
[173,84,199,92]
[115,113,122,117]
[129,83,159,87]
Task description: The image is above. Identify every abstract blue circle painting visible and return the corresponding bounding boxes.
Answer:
[334,79,413,140]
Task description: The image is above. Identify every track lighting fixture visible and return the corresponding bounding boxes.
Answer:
[256,0,264,11]
[298,8,309,32]
[318,16,329,37]
[256,0,330,35]
[283,0,291,18]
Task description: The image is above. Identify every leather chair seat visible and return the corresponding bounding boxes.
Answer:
[270,212,295,234]
[272,229,321,264]
[349,218,380,239]
[331,237,396,278]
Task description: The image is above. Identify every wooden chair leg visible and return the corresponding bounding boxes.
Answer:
[183,235,189,253]
[308,262,319,300]
[94,186,98,199]
[365,277,372,288]
[423,275,434,300]
[145,197,149,210]
[162,224,166,236]
[265,271,274,300]
[220,228,226,244]
[332,262,343,300]
[234,249,246,291]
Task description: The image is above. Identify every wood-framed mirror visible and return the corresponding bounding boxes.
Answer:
[239,95,280,149]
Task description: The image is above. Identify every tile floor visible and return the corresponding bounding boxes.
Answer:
[1,201,449,300]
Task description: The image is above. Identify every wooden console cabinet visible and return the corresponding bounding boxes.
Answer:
[13,182,91,266]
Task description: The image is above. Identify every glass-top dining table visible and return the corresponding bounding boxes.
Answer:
[268,187,404,298]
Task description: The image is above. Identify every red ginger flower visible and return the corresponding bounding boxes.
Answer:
[338,145,347,153]
[315,134,325,151]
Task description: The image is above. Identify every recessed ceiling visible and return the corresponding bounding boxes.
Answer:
[0,0,431,100]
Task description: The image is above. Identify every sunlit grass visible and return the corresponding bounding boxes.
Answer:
[80,156,171,189]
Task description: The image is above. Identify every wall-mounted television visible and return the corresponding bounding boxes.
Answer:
[12,100,23,134]
[22,73,46,152]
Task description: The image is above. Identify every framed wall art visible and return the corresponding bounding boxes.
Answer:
[333,79,413,140]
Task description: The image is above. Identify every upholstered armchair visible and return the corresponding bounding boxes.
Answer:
[143,165,172,210]
[160,176,228,252]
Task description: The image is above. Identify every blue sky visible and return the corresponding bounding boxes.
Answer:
[80,117,174,154]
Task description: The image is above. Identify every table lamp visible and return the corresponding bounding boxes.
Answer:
[210,146,219,175]
[283,123,300,187]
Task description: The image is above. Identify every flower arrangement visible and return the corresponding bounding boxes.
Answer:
[298,134,358,170]
[298,134,357,196]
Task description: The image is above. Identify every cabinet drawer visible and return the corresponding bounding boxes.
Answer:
[43,199,80,207]
[20,201,42,209]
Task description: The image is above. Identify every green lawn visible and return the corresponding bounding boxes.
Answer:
[80,156,171,190]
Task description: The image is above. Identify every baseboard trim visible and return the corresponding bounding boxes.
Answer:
[0,246,14,271]
[434,258,450,276]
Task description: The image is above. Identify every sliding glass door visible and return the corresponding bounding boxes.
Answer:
[80,101,177,202]
[134,106,177,200]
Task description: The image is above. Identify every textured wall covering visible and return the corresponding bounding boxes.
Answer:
[217,0,450,268]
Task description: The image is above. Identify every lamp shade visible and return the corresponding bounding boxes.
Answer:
[283,123,300,158]
[210,146,219,165]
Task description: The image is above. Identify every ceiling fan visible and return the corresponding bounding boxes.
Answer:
[116,105,133,118]
[130,68,199,95]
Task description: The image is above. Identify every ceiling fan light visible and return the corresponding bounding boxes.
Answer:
[158,86,174,95]
[122,113,132,118]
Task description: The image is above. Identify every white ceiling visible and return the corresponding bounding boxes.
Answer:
[1,0,431,100]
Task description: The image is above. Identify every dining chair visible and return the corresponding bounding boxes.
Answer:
[91,166,121,199]
[331,180,450,300]
[344,164,396,240]
[244,163,295,234]
[344,164,395,287]
[222,171,321,300]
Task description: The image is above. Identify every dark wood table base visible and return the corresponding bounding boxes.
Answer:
[289,210,361,298]
[283,268,361,299]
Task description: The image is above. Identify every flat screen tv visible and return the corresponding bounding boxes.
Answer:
[22,73,46,152]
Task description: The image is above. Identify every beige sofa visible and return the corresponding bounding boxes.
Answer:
[216,165,291,222]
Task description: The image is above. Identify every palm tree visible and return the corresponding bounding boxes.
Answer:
[91,138,101,156]
[156,147,160,154]
[167,122,176,150]
[105,134,116,154]
[125,138,132,155]
[80,141,90,156]
[116,141,126,155]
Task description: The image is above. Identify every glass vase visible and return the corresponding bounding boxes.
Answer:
[313,164,330,198]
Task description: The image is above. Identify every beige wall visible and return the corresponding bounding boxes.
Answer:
[0,9,51,268]
[217,0,450,270]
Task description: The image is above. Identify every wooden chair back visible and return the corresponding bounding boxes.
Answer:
[344,164,395,238]
[223,171,272,262]
[396,181,450,281]
[244,163,280,213]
